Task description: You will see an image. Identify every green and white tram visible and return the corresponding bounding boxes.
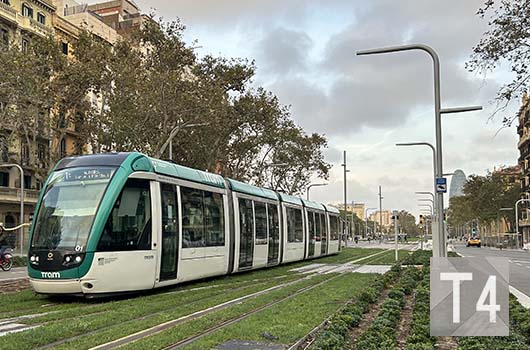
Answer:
[27,153,341,296]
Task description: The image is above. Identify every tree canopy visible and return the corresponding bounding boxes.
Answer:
[468,0,530,124]
[447,171,520,230]
[0,19,330,194]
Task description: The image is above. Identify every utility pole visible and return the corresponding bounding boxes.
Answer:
[341,151,349,247]
[351,201,355,238]
[393,210,399,261]
[378,186,383,238]
[357,44,482,258]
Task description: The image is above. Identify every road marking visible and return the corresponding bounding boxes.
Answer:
[510,286,530,309]
[511,260,530,264]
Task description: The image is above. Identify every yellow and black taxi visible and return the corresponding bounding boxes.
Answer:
[466,236,481,247]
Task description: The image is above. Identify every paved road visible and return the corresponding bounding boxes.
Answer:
[454,243,530,303]
[0,267,27,281]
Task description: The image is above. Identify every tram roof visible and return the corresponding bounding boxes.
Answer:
[227,179,279,201]
[149,157,226,189]
[324,205,340,214]
[278,193,304,206]
[302,199,325,211]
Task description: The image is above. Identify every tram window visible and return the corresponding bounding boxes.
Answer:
[182,186,225,248]
[330,215,338,240]
[308,212,315,240]
[315,212,322,241]
[255,202,267,245]
[98,179,151,251]
[268,204,279,241]
[203,191,224,247]
[287,207,303,243]
[182,187,204,248]
[321,213,327,240]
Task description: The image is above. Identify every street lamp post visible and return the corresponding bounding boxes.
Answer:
[341,151,350,246]
[306,183,328,200]
[0,164,24,254]
[515,199,530,249]
[265,163,289,190]
[358,44,482,258]
[158,122,210,160]
[365,207,377,238]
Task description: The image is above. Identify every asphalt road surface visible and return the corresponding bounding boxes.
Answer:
[454,243,530,304]
[0,267,27,281]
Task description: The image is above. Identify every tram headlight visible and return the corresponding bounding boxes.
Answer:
[75,255,82,263]
[65,256,71,263]
[30,255,36,262]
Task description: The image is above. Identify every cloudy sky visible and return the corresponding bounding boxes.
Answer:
[126,0,519,216]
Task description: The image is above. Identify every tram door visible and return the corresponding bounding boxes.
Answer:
[320,213,328,255]
[267,204,280,264]
[307,211,315,257]
[160,183,178,281]
[239,198,254,269]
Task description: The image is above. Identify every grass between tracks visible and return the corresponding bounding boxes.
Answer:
[179,273,378,350]
[0,248,382,350]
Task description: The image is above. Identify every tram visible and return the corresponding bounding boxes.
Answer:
[27,153,341,296]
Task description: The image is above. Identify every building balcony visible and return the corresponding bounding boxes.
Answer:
[0,187,40,205]
[0,1,17,24]
[519,133,530,148]
[519,218,530,227]
[18,16,54,37]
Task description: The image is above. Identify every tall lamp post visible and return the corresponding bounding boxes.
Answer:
[158,122,210,160]
[515,198,530,249]
[341,151,350,246]
[358,44,482,257]
[365,207,377,238]
[0,164,24,254]
[306,183,328,200]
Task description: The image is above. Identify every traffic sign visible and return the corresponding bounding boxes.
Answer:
[436,177,447,193]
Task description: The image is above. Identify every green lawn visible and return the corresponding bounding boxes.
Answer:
[181,273,378,350]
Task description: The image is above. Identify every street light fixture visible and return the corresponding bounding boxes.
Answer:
[158,122,210,160]
[0,164,24,254]
[306,183,328,200]
[416,191,435,201]
[358,44,482,258]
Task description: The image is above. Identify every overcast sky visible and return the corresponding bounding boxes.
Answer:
[124,0,519,216]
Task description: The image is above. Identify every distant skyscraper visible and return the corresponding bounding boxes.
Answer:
[449,170,466,198]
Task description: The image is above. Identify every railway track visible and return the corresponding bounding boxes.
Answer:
[88,251,390,350]
[0,249,391,350]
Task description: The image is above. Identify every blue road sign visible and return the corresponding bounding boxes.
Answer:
[436,177,447,193]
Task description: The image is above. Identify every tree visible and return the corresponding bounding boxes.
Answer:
[398,210,419,236]
[446,171,520,231]
[0,35,68,180]
[85,19,329,194]
[467,0,530,125]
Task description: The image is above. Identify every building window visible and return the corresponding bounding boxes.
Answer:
[1,28,8,48]
[59,138,66,157]
[0,172,8,187]
[37,12,45,25]
[37,143,46,162]
[21,142,29,164]
[61,42,68,55]
[23,175,31,189]
[21,38,28,53]
[22,3,33,18]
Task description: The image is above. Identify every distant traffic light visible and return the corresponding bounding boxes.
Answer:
[419,215,424,225]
